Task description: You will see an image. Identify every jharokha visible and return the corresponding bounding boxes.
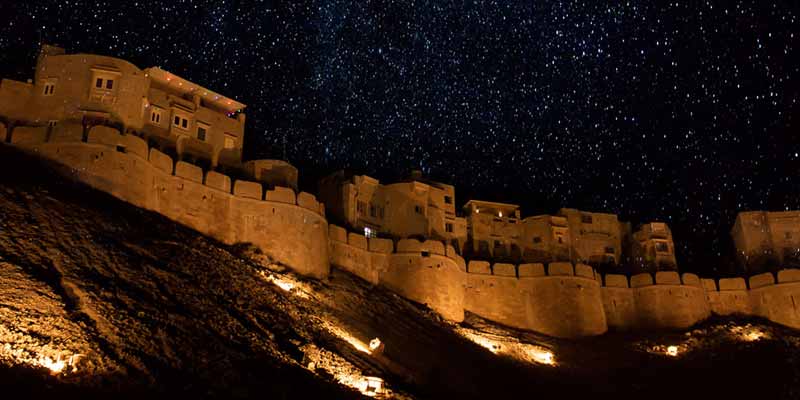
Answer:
[2,45,799,338]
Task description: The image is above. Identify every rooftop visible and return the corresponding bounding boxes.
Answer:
[144,67,246,114]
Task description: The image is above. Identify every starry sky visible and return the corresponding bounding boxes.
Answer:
[1,1,799,274]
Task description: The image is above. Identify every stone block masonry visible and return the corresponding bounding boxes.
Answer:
[5,124,800,337]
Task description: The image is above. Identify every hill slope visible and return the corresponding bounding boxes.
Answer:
[1,144,800,399]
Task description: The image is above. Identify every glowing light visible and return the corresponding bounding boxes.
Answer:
[369,338,382,352]
[730,325,768,342]
[457,328,557,366]
[498,211,503,217]
[271,277,294,292]
[358,376,384,397]
[666,346,679,356]
[527,348,556,365]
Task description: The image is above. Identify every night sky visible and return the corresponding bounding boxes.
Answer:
[2,1,799,274]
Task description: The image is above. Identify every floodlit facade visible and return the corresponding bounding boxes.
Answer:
[0,44,246,168]
[558,208,628,269]
[630,222,678,273]
[520,214,572,263]
[318,170,466,246]
[462,200,523,261]
[732,211,800,273]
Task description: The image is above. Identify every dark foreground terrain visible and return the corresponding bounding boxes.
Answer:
[1,144,799,399]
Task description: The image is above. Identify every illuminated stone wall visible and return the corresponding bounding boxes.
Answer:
[5,124,329,279]
[464,262,608,338]
[5,122,800,336]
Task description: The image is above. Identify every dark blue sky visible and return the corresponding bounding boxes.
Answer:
[2,1,799,273]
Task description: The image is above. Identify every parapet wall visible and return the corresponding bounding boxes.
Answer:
[328,227,466,322]
[5,124,329,278]
[465,262,608,338]
[6,123,800,336]
[601,272,710,331]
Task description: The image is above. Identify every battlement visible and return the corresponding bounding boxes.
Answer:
[4,122,329,278]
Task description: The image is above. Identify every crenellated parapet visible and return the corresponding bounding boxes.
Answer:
[4,123,329,278]
[600,271,710,331]
[328,225,466,321]
[4,121,800,337]
[464,261,607,338]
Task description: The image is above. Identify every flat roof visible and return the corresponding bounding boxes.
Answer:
[144,67,246,114]
[463,199,520,212]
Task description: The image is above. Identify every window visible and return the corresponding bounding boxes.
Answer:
[48,120,58,127]
[196,123,209,141]
[655,241,669,253]
[106,79,114,89]
[173,115,190,130]
[581,214,593,224]
[494,240,502,247]
[370,205,377,218]
[149,108,163,125]
[357,201,366,216]
[95,78,103,88]
[444,195,453,204]
[605,246,615,254]
[558,236,563,244]
[43,81,56,96]
[533,237,542,244]
[414,205,423,214]
[379,206,384,219]
[446,223,453,233]
[224,134,237,149]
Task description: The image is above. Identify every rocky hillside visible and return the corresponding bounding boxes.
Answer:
[1,144,800,399]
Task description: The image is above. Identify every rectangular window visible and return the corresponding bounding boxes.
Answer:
[174,116,180,126]
[197,127,207,141]
[444,196,453,204]
[605,246,615,254]
[655,241,669,253]
[379,206,384,219]
[96,78,103,88]
[581,214,593,224]
[369,205,378,218]
[181,119,188,129]
[533,237,542,244]
[446,223,453,233]
[414,205,423,214]
[43,82,56,96]
[106,79,114,89]
[173,115,190,130]
[224,135,236,149]
[48,120,58,127]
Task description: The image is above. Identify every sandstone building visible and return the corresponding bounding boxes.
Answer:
[732,211,800,273]
[629,222,678,273]
[3,44,800,339]
[318,170,467,246]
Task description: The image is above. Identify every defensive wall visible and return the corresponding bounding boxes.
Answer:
[4,123,329,278]
[328,225,466,322]
[4,120,800,338]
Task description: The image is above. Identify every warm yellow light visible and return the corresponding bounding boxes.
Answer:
[666,346,679,356]
[498,211,503,217]
[369,338,382,352]
[527,348,556,365]
[457,328,557,366]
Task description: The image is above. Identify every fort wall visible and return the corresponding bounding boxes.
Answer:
[464,262,608,338]
[6,124,329,278]
[5,123,800,335]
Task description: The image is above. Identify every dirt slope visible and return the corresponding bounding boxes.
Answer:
[1,145,800,399]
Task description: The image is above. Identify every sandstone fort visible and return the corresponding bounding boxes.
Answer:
[2,45,799,338]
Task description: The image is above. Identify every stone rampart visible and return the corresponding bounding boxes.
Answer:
[600,272,710,331]
[6,126,329,278]
[465,262,607,338]
[6,123,800,334]
[327,230,465,321]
